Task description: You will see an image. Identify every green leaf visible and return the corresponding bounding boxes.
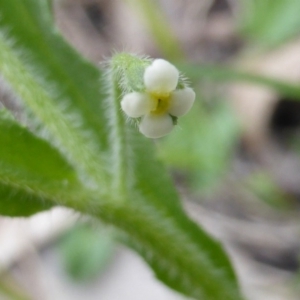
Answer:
[239,0,300,48]
[0,109,86,216]
[159,100,239,191]
[58,224,115,282]
[99,53,243,299]
[246,171,292,209]
[0,0,107,146]
[0,0,109,190]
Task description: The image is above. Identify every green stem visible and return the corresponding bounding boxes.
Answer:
[125,0,185,61]
[92,199,243,300]
[0,276,30,300]
[93,53,244,300]
[107,69,131,200]
[181,64,300,99]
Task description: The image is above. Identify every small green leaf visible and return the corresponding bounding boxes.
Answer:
[0,109,85,216]
[58,224,115,282]
[159,100,239,191]
[239,0,300,48]
[181,64,300,100]
[246,171,292,209]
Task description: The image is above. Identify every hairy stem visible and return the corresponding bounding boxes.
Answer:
[91,198,243,300]
[94,53,243,299]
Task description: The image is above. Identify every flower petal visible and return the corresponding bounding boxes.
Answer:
[144,59,179,94]
[168,87,195,117]
[139,114,174,138]
[121,92,153,118]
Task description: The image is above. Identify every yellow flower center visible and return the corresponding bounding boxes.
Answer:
[150,92,171,115]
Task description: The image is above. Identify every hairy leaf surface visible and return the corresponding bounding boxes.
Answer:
[0,109,86,216]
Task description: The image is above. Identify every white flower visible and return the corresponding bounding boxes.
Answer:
[121,59,195,138]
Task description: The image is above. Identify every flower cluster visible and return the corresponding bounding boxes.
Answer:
[121,59,195,138]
